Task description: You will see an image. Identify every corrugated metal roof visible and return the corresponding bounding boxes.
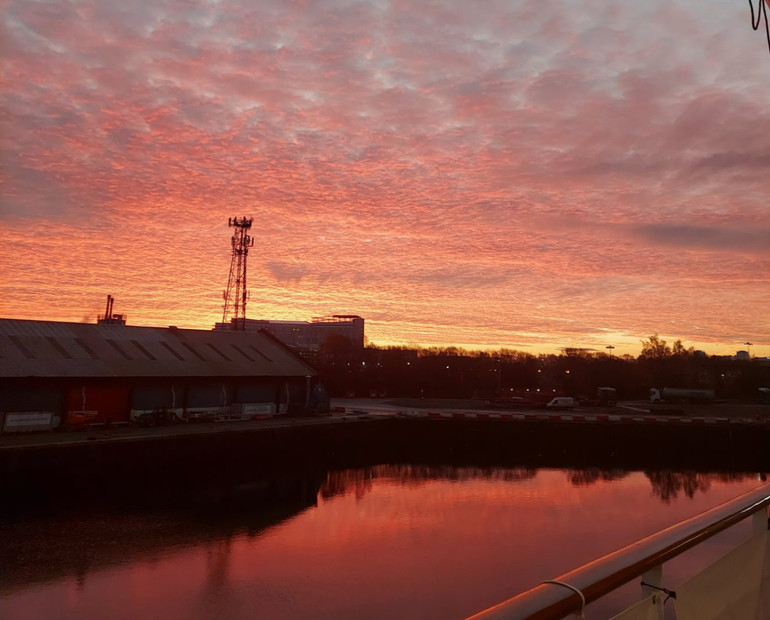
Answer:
[0,319,316,379]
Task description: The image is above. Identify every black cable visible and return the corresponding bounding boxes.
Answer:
[641,581,677,604]
[748,0,770,54]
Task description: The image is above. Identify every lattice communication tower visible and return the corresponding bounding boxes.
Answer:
[222,216,255,330]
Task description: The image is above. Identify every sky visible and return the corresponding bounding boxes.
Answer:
[1,0,769,357]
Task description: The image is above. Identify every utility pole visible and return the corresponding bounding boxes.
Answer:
[606,345,615,358]
[222,217,254,330]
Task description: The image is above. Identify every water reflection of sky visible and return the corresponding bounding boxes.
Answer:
[0,468,763,620]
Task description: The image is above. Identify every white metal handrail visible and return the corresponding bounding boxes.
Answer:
[465,482,770,620]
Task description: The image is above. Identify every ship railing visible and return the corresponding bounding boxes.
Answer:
[465,482,770,620]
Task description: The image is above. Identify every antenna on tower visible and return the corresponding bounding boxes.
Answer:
[222,216,255,331]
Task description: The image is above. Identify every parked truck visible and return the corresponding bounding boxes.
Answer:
[649,388,714,404]
[578,387,618,407]
[597,387,617,406]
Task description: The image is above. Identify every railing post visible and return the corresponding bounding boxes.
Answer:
[752,505,769,533]
[641,565,662,593]
[641,565,665,620]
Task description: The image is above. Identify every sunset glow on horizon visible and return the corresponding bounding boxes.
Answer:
[1,1,769,357]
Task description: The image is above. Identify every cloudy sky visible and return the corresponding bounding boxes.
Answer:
[1,0,769,356]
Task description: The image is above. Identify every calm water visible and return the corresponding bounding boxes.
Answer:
[0,466,764,620]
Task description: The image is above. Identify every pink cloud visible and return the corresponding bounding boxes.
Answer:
[1,0,768,355]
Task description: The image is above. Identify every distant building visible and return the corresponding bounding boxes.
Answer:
[214,315,365,352]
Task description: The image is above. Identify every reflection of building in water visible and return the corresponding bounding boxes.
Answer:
[214,315,364,352]
[0,474,323,592]
[203,538,233,595]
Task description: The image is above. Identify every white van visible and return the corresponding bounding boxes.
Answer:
[546,397,577,409]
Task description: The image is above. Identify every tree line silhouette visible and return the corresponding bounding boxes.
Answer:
[319,465,755,504]
[304,334,769,402]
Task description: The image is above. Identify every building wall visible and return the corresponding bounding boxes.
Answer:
[1,376,313,433]
[235,380,279,403]
[131,385,180,410]
[0,386,63,413]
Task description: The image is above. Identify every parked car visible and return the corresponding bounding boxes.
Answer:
[546,397,577,410]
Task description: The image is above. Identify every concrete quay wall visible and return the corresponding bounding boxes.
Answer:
[1,416,768,508]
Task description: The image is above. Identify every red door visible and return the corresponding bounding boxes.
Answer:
[65,384,131,425]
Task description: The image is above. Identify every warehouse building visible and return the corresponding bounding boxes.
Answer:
[0,318,318,433]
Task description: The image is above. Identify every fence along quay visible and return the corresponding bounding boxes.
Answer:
[464,482,770,620]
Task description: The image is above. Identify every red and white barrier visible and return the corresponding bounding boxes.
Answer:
[333,406,769,426]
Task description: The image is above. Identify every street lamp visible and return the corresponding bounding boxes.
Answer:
[606,345,615,358]
[744,342,753,358]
